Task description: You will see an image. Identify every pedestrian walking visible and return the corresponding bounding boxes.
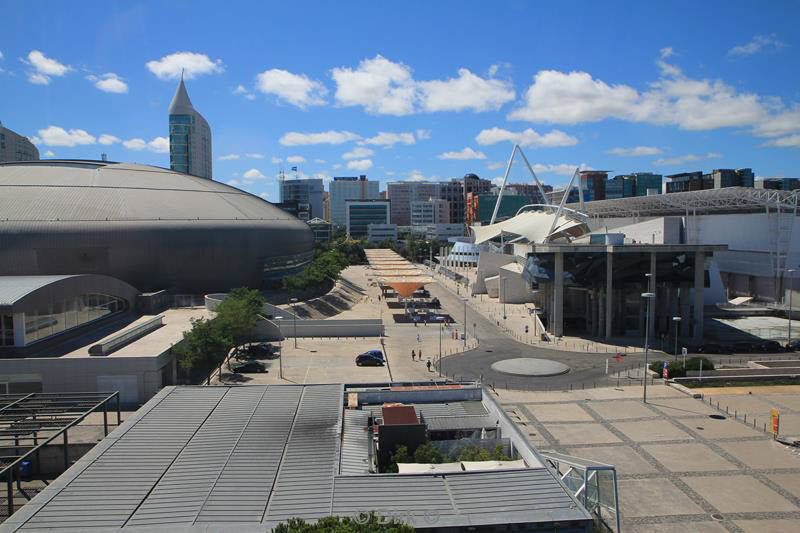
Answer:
[416,333,421,343]
[411,349,416,361]
[426,359,432,372]
[419,348,423,359]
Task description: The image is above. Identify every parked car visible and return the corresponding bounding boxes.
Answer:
[231,361,267,373]
[786,340,800,352]
[695,343,730,355]
[355,352,385,366]
[357,350,385,361]
[429,297,441,309]
[732,341,759,353]
[757,340,785,353]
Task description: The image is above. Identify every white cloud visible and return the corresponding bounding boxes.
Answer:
[406,170,427,182]
[728,34,786,57]
[531,163,592,176]
[491,177,505,187]
[227,179,241,187]
[753,107,800,138]
[486,162,504,170]
[508,55,786,135]
[419,68,515,112]
[286,155,306,164]
[34,126,95,147]
[218,154,240,160]
[86,73,128,93]
[145,51,223,80]
[346,159,373,171]
[271,156,282,164]
[607,146,662,157]
[243,168,266,180]
[331,55,514,115]
[245,153,264,159]
[24,50,71,85]
[43,150,55,157]
[314,158,325,163]
[763,134,800,148]
[332,163,343,169]
[255,68,327,108]
[653,152,722,166]
[437,147,487,160]
[361,131,415,146]
[415,129,431,140]
[342,146,374,160]
[475,127,577,147]
[233,84,256,100]
[98,134,120,145]
[279,130,360,146]
[122,136,169,153]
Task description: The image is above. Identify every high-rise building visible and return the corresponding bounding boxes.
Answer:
[578,171,609,201]
[168,76,212,179]
[607,173,662,198]
[467,193,529,225]
[0,122,39,162]
[410,198,449,225]
[329,175,380,226]
[761,177,800,191]
[322,191,330,221]
[280,178,323,220]
[386,181,441,225]
[606,175,635,199]
[736,168,755,188]
[440,173,492,224]
[666,172,708,193]
[503,183,551,205]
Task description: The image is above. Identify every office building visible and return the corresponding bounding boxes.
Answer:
[279,178,324,220]
[761,177,800,191]
[606,175,635,199]
[410,198,449,225]
[666,171,709,193]
[168,76,212,179]
[329,176,380,226]
[578,171,609,201]
[607,173,662,198]
[0,122,39,162]
[466,192,529,225]
[426,223,465,242]
[503,183,550,204]
[271,200,308,220]
[345,199,390,238]
[711,168,754,189]
[0,160,313,293]
[386,181,441,225]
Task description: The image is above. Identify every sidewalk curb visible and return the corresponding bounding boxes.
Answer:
[666,380,703,398]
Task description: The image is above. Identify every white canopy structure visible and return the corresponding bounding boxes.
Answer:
[471,210,589,245]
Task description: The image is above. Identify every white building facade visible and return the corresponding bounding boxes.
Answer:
[0,123,39,162]
[330,176,380,226]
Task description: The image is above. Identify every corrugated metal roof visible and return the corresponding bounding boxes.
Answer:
[0,275,77,305]
[425,414,498,432]
[5,385,591,531]
[340,410,371,475]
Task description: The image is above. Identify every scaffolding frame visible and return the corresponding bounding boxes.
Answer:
[0,391,120,517]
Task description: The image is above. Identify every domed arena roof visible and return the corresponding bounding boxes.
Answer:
[0,161,314,292]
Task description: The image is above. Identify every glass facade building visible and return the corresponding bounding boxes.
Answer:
[345,200,390,237]
[168,78,212,179]
[168,114,192,174]
[23,293,127,345]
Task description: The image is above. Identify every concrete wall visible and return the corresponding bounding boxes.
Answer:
[473,251,517,295]
[0,352,172,409]
[276,319,383,338]
[588,216,682,244]
[355,386,482,405]
[498,264,535,304]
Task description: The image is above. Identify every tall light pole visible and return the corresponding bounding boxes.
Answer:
[275,316,284,379]
[438,316,443,377]
[462,297,468,349]
[290,298,298,348]
[672,316,681,358]
[787,268,796,346]
[642,291,655,403]
[502,277,507,321]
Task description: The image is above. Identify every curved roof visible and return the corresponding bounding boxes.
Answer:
[0,161,301,223]
[471,211,589,245]
[0,274,139,310]
[168,78,195,115]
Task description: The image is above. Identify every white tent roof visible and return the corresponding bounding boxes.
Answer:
[471,211,588,245]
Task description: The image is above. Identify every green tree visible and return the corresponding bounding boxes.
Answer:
[454,444,510,462]
[413,442,444,464]
[273,513,414,532]
[388,445,412,473]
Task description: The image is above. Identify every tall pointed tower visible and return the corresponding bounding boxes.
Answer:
[168,74,212,179]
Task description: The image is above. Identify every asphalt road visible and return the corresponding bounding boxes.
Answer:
[429,279,798,391]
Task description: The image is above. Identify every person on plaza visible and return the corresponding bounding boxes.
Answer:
[416,333,421,343]
[426,359,432,372]
[419,348,423,360]
[412,349,416,361]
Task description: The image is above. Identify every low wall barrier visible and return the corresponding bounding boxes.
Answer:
[88,315,164,356]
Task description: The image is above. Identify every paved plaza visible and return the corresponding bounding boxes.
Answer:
[500,384,800,532]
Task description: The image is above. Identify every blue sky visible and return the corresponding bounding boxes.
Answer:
[2,0,799,200]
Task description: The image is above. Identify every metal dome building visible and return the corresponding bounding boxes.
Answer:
[0,160,314,293]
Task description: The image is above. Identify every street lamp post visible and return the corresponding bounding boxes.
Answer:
[290,298,298,348]
[275,316,284,379]
[502,277,507,321]
[438,317,443,378]
[787,268,797,346]
[672,316,682,358]
[642,291,655,403]
[462,298,467,349]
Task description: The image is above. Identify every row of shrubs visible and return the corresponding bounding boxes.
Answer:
[388,443,510,472]
[649,356,715,378]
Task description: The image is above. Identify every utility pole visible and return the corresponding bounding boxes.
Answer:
[787,268,796,346]
[290,298,298,348]
[642,272,655,404]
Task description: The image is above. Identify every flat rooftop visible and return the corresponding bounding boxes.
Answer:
[3,384,592,531]
[60,307,212,359]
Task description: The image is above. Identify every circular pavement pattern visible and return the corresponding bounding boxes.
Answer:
[490,358,570,377]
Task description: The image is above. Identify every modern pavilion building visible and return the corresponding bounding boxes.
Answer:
[168,76,212,179]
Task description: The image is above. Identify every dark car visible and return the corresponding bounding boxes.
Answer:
[355,353,384,366]
[357,349,385,361]
[695,343,730,354]
[231,361,267,373]
[429,297,441,309]
[732,341,759,353]
[786,340,800,352]
[757,340,784,353]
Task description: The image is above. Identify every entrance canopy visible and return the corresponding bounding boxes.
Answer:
[365,249,431,297]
